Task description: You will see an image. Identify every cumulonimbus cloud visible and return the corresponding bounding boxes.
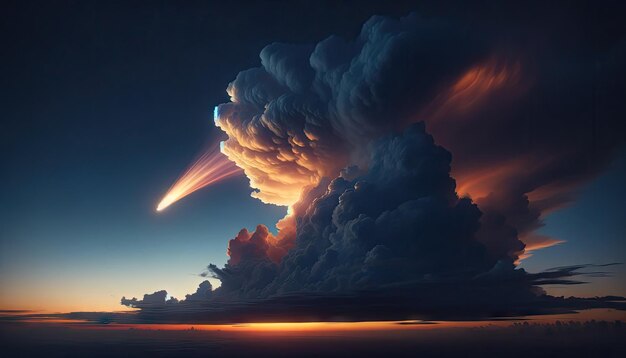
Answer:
[214,13,625,261]
[123,13,626,322]
[120,122,624,322]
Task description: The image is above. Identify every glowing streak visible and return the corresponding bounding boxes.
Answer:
[156,145,242,212]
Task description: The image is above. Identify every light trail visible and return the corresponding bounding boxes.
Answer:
[156,143,242,212]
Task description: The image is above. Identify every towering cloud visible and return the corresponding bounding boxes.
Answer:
[215,13,625,262]
[123,13,626,322]
[214,14,484,206]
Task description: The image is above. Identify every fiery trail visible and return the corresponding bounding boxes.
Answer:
[156,144,242,212]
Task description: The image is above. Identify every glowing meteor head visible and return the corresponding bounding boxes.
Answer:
[156,144,242,212]
[156,201,169,212]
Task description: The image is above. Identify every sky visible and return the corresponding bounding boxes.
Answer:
[1,0,416,312]
[528,150,626,297]
[1,0,625,316]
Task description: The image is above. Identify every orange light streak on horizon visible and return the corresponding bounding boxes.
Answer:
[156,144,242,212]
[83,321,471,332]
[15,309,626,332]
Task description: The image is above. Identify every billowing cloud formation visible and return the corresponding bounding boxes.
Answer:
[121,124,624,322]
[211,123,493,298]
[215,13,625,262]
[215,13,484,206]
[124,13,626,322]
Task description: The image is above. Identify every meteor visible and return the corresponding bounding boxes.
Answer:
[156,143,242,212]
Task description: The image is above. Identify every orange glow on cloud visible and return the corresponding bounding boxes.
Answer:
[422,58,522,124]
[421,59,571,261]
[447,60,518,109]
[215,95,347,207]
[454,157,567,261]
[453,155,571,261]
[455,157,530,200]
[156,144,242,212]
[516,234,565,261]
[227,213,297,264]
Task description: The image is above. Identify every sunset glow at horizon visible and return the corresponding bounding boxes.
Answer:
[10,308,626,332]
[4,6,626,357]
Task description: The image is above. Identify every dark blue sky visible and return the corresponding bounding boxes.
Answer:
[1,0,427,311]
[1,0,624,311]
[528,150,626,297]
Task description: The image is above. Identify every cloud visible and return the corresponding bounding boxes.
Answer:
[261,124,490,294]
[214,13,485,206]
[124,12,626,322]
[121,290,178,309]
[120,124,624,322]
[215,13,626,262]
[427,42,626,256]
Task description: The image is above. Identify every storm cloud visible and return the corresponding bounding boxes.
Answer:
[123,12,626,322]
[121,124,624,322]
[215,12,626,261]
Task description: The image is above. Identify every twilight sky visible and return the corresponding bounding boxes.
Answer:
[1,0,625,314]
